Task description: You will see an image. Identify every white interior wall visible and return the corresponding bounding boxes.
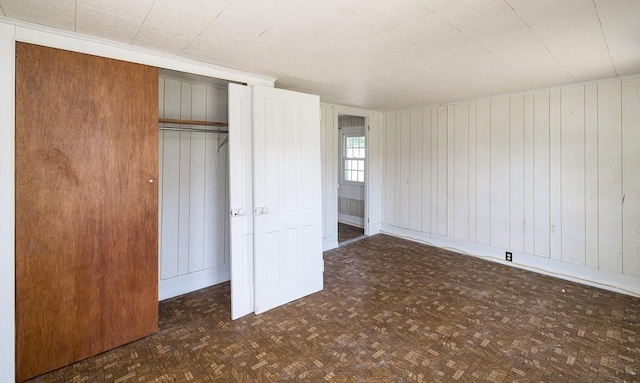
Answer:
[0,21,15,381]
[320,104,338,250]
[319,104,382,249]
[381,76,640,296]
[158,75,230,300]
[0,19,274,382]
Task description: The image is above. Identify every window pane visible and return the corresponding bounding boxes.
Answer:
[343,134,365,183]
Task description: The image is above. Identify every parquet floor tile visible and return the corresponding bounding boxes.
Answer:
[27,234,639,382]
[338,223,364,243]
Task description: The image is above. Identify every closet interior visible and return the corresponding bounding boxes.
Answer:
[157,69,234,300]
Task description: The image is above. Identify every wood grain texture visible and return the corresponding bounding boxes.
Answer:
[15,43,158,381]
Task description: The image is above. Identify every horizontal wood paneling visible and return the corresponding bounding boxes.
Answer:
[158,76,229,299]
[381,76,640,281]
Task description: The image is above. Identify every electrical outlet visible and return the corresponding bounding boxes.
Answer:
[505,252,513,262]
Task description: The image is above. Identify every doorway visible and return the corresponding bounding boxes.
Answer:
[337,114,367,244]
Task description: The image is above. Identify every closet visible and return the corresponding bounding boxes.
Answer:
[15,43,158,381]
[15,42,325,381]
[157,70,232,300]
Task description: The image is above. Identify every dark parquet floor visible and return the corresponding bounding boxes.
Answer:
[28,234,639,382]
[338,223,364,243]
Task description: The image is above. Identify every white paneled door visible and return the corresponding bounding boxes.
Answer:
[252,86,323,315]
[229,84,255,319]
[229,84,323,318]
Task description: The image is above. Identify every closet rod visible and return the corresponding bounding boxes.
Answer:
[159,126,228,134]
[159,117,227,127]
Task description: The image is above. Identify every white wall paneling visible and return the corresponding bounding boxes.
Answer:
[381,76,640,297]
[446,107,455,239]
[490,95,510,250]
[549,89,562,261]
[467,102,477,244]
[522,94,535,255]
[509,94,525,253]
[584,84,599,270]
[409,108,423,232]
[453,103,469,241]
[400,110,411,229]
[533,91,550,258]
[598,81,623,274]
[158,76,230,300]
[421,107,433,235]
[476,99,491,246]
[437,107,448,237]
[560,86,586,265]
[622,78,640,278]
[320,104,338,250]
[0,21,15,382]
[384,111,397,226]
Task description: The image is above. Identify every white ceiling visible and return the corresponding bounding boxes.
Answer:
[1,0,638,110]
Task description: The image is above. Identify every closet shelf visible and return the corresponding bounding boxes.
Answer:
[158,118,227,127]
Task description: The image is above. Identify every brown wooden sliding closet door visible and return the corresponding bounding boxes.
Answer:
[15,43,158,381]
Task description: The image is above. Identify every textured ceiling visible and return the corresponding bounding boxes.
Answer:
[1,0,638,110]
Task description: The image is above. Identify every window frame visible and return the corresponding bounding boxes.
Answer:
[340,130,366,185]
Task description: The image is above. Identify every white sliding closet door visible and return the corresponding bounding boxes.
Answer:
[229,85,324,317]
[252,86,323,314]
[229,84,254,319]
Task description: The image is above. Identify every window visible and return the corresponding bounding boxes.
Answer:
[343,133,365,183]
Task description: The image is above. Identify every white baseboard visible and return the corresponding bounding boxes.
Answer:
[323,236,339,251]
[380,224,640,298]
[338,214,364,228]
[159,265,230,301]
